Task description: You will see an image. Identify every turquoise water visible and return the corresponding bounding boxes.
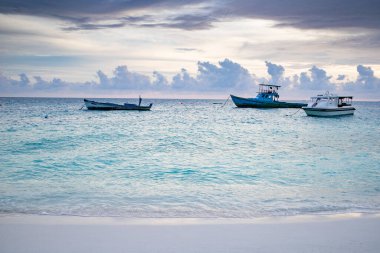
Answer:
[0,98,379,218]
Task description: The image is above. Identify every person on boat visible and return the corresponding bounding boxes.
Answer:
[139,96,142,106]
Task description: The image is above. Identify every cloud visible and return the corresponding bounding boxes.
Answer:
[1,60,380,99]
[152,71,169,88]
[349,65,380,90]
[62,22,126,31]
[62,13,214,31]
[0,59,255,96]
[357,65,374,80]
[0,72,66,94]
[171,68,198,90]
[224,0,380,30]
[176,48,201,52]
[103,65,152,89]
[297,66,334,91]
[0,58,255,95]
[0,0,209,31]
[335,66,380,100]
[172,59,255,91]
[337,75,346,81]
[1,0,379,31]
[19,73,30,86]
[0,1,202,18]
[265,61,284,84]
[155,14,217,30]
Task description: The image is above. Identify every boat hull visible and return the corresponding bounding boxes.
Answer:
[230,95,307,108]
[84,99,152,111]
[302,107,355,117]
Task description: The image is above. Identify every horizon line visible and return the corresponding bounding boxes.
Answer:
[1,96,379,102]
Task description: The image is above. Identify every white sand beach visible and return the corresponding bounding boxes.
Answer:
[1,213,379,253]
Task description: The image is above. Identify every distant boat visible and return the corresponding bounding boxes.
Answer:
[302,92,355,117]
[231,84,307,108]
[83,98,152,111]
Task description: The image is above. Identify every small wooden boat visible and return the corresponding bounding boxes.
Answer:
[231,84,307,108]
[84,98,152,111]
[302,92,355,117]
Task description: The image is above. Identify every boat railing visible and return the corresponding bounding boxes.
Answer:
[258,84,280,94]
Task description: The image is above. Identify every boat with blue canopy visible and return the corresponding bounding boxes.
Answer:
[231,84,307,108]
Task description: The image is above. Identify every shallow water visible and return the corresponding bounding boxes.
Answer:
[0,97,379,217]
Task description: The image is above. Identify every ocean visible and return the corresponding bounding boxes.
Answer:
[0,97,379,218]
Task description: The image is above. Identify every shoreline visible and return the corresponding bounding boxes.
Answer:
[1,213,380,253]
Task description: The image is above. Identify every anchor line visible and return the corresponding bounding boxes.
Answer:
[221,95,230,107]
[286,108,302,116]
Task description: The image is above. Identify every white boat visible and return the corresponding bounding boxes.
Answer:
[302,92,355,117]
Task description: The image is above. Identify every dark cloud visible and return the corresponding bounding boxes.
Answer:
[224,0,380,30]
[0,0,206,31]
[136,14,216,31]
[0,0,201,17]
[337,74,346,81]
[176,48,200,52]
[62,22,126,31]
[164,14,216,30]
[1,0,379,31]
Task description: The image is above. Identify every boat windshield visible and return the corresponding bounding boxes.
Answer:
[338,97,353,107]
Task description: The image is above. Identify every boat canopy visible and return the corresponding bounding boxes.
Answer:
[310,95,353,99]
[258,84,281,94]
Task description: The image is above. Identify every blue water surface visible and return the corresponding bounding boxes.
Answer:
[0,97,379,217]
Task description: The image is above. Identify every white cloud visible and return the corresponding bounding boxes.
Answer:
[298,66,334,90]
[341,65,380,97]
[170,59,255,92]
[1,60,380,99]
[265,61,284,84]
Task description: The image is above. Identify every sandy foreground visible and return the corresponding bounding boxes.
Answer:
[1,213,380,253]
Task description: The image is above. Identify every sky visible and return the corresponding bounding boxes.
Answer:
[0,0,380,99]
